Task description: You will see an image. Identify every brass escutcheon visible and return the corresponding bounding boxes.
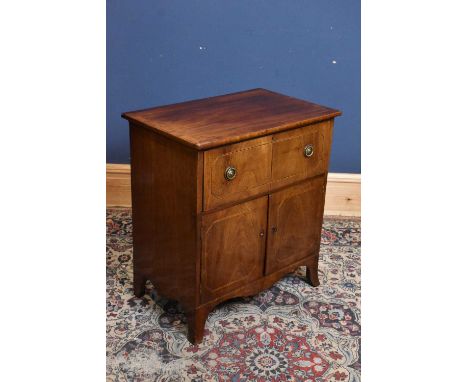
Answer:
[304,144,314,158]
[224,166,237,181]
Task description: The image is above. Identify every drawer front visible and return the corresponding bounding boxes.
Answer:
[203,120,333,211]
[203,136,272,210]
[271,120,332,189]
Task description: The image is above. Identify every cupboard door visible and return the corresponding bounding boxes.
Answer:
[201,196,268,302]
[265,176,326,274]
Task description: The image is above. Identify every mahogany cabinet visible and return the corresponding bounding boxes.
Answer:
[122,88,341,344]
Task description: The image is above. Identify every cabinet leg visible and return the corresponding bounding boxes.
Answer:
[133,271,146,297]
[306,257,320,287]
[186,306,210,345]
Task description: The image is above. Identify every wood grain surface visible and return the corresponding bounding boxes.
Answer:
[200,197,268,303]
[129,125,202,314]
[122,88,341,150]
[265,176,326,274]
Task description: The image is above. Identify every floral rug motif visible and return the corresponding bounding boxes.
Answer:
[107,209,361,382]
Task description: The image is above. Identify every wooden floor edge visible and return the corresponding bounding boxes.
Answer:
[106,163,361,216]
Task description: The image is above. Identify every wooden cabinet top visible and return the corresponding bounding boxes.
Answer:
[122,88,341,150]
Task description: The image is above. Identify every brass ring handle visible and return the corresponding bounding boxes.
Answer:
[224,166,237,181]
[304,144,314,158]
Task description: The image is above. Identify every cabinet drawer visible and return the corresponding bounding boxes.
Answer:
[203,136,272,210]
[203,120,333,210]
[271,120,332,189]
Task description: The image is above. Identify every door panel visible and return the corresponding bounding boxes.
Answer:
[265,176,326,274]
[201,196,268,302]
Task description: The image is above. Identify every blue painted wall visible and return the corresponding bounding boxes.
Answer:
[107,0,360,173]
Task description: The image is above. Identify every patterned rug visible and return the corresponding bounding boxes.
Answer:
[106,208,361,382]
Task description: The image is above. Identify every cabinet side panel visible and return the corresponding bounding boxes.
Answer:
[130,125,201,312]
